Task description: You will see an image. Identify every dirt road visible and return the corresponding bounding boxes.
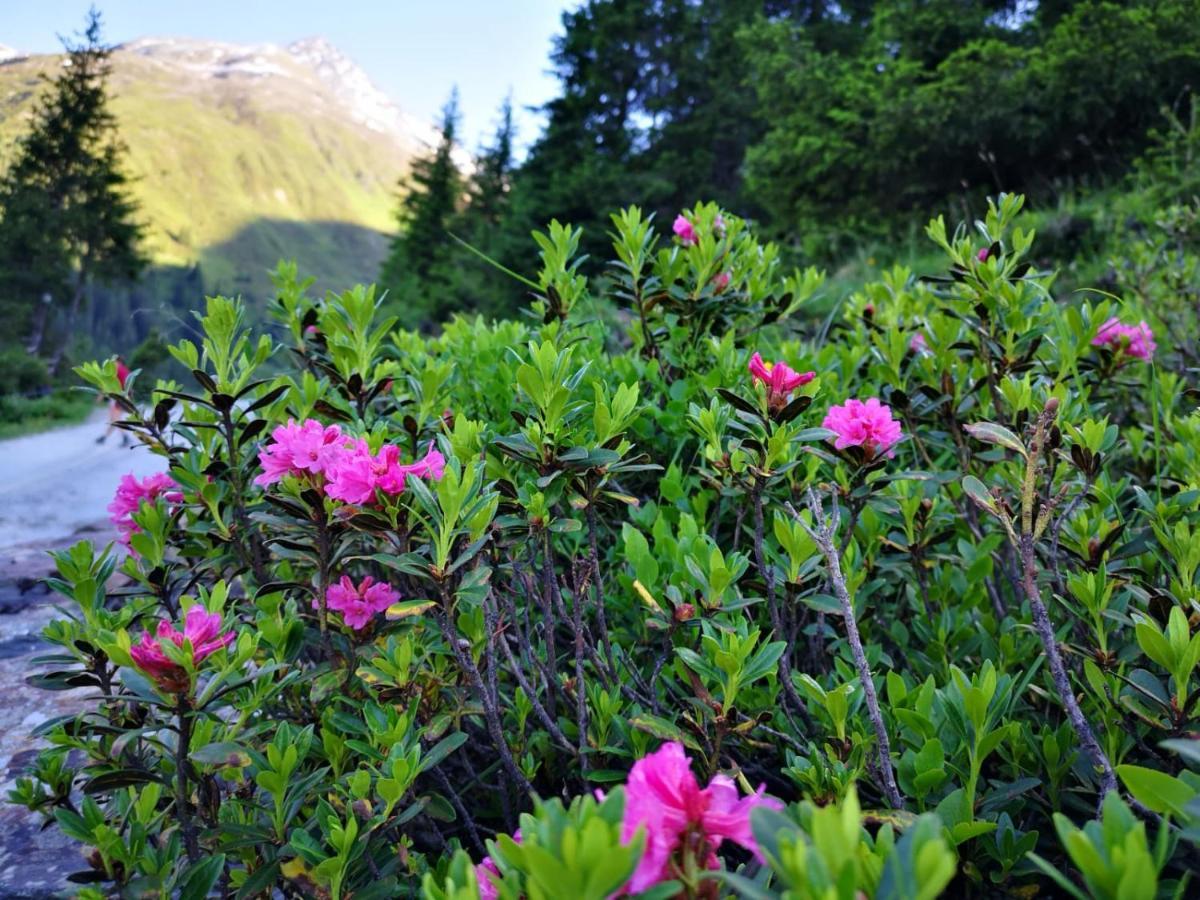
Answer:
[0,411,163,550]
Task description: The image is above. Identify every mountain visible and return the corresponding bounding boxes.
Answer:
[0,36,431,299]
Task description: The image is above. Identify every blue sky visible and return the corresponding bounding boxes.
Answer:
[3,1,574,149]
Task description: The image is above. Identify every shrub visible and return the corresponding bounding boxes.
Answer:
[11,197,1200,897]
[0,346,50,395]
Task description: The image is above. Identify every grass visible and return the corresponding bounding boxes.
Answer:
[0,390,95,439]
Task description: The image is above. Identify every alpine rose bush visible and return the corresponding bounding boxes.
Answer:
[16,195,1197,899]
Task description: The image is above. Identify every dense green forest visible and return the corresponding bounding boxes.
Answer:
[382,0,1200,324]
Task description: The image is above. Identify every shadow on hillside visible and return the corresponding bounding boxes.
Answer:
[74,219,391,364]
[199,218,391,301]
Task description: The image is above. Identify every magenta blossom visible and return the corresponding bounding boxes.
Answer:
[713,271,732,291]
[325,441,446,505]
[108,472,181,546]
[130,606,234,692]
[476,830,521,900]
[620,741,781,892]
[254,419,344,487]
[748,352,815,411]
[909,332,929,354]
[673,214,699,246]
[822,397,904,458]
[324,439,391,505]
[322,575,399,630]
[1092,317,1156,361]
[977,246,991,262]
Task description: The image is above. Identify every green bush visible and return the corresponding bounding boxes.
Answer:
[10,196,1200,898]
[0,347,49,395]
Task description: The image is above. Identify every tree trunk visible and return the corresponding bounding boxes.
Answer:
[47,273,87,376]
[25,294,49,356]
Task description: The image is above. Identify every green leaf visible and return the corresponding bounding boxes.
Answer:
[964,421,1027,456]
[192,742,252,769]
[178,853,226,900]
[961,475,999,515]
[1116,764,1197,815]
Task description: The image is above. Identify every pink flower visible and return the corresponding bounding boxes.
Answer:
[714,214,727,237]
[822,397,904,458]
[108,472,180,545]
[977,247,990,262]
[1092,317,1156,361]
[673,214,698,246]
[909,332,929,353]
[621,742,781,892]
[325,439,389,504]
[476,830,521,900]
[713,271,732,291]
[325,441,447,504]
[748,352,815,411]
[130,606,235,691]
[322,575,399,630]
[254,419,344,487]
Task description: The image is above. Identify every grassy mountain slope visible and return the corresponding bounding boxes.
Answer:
[0,36,427,298]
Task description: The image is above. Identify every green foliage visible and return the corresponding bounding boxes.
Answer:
[743,788,956,900]
[744,0,1200,251]
[13,193,1200,898]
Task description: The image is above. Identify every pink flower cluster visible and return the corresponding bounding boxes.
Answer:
[322,575,400,631]
[108,472,181,546]
[325,440,445,505]
[822,397,904,458]
[1092,317,1156,361]
[476,830,521,900]
[474,742,778,895]
[672,212,726,247]
[622,741,780,891]
[909,331,929,354]
[748,352,815,411]
[254,419,345,486]
[130,606,234,692]
[254,418,446,504]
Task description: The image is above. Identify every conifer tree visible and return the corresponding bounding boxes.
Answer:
[379,90,463,326]
[0,7,145,366]
[448,95,524,320]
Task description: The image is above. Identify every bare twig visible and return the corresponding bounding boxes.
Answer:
[790,488,905,810]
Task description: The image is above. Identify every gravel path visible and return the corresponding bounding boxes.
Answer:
[0,410,162,550]
[0,414,163,897]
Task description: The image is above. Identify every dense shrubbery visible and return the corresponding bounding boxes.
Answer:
[12,195,1200,897]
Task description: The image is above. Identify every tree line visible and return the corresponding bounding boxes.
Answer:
[2,1,1197,372]
[380,0,1200,325]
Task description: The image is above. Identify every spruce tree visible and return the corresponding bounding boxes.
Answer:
[0,7,145,366]
[379,90,463,327]
[449,96,524,320]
